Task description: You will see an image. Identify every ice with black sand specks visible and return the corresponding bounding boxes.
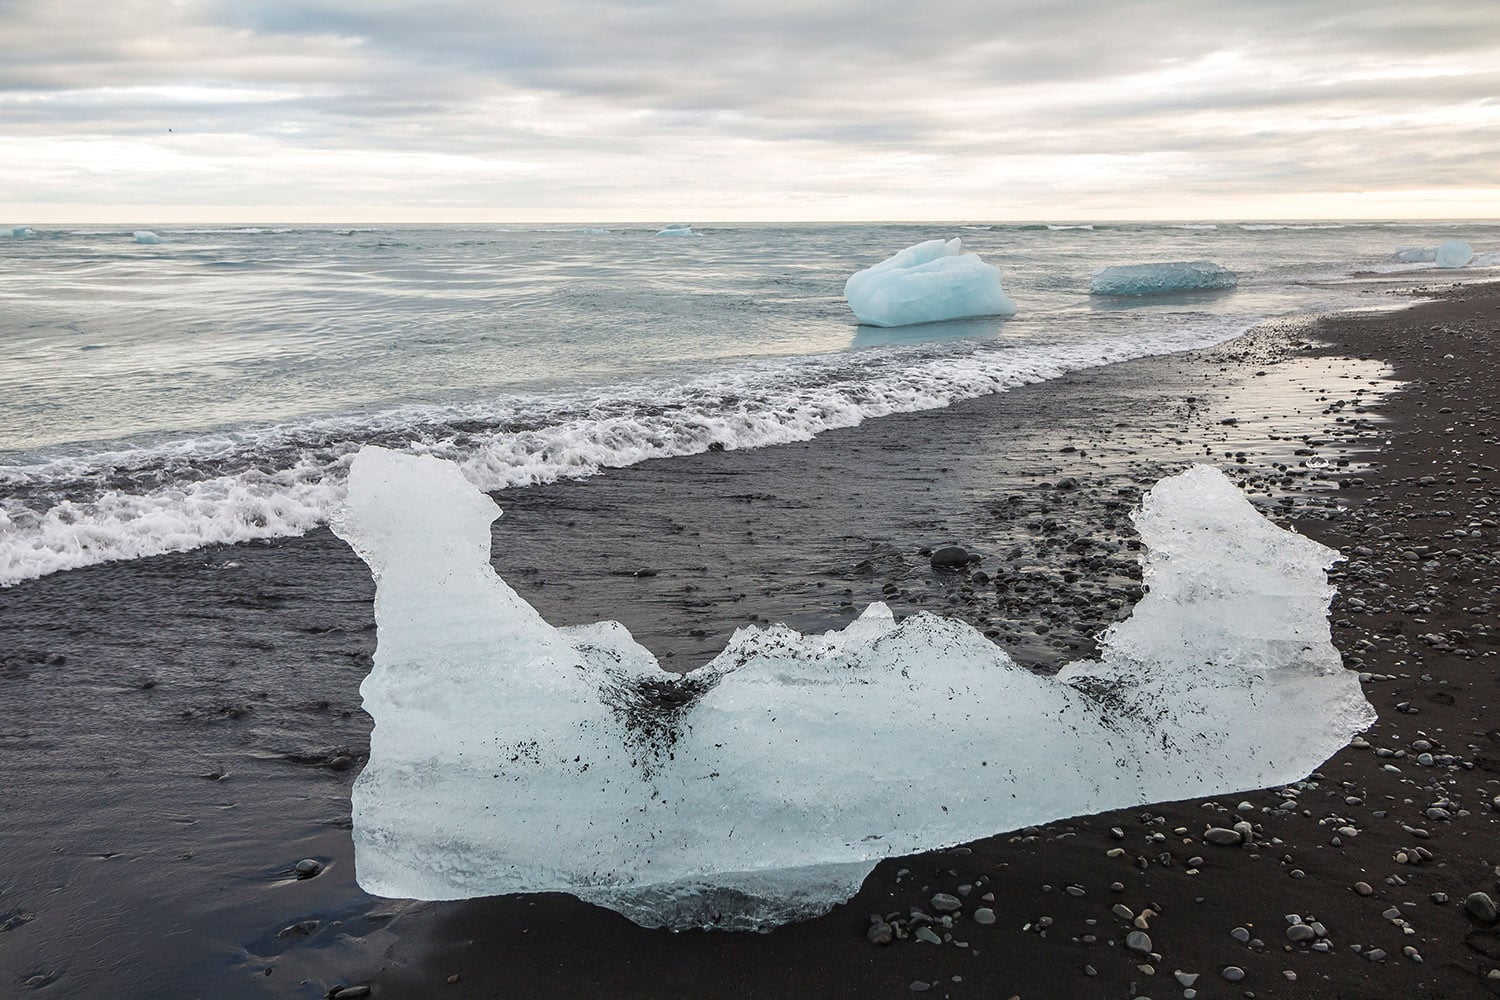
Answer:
[334,446,1373,930]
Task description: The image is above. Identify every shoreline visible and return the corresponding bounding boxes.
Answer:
[1,282,1497,998]
[363,282,1500,999]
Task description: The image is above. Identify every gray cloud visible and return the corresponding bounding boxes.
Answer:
[2,0,1498,218]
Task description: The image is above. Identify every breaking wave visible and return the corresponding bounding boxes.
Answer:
[0,321,1248,587]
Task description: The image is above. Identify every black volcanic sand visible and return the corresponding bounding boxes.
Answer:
[2,283,1498,999]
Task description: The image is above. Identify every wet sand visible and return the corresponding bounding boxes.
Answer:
[3,281,1498,998]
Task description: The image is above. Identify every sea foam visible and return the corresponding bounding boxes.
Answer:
[0,322,1251,588]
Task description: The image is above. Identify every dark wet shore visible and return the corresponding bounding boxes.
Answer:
[3,281,1498,999]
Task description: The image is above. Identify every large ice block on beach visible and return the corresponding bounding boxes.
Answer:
[133,230,163,244]
[1435,239,1473,268]
[843,238,1017,327]
[333,449,1373,931]
[1089,261,1238,296]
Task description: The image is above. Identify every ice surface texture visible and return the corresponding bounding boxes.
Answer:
[1435,239,1474,268]
[844,238,1018,327]
[656,224,695,237]
[133,230,163,244]
[333,448,1373,931]
[1090,261,1238,296]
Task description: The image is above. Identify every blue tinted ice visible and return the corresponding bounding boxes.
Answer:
[844,238,1017,327]
[333,448,1374,930]
[1435,239,1474,268]
[1090,261,1238,296]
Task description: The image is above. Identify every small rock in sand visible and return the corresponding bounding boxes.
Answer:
[1465,891,1499,923]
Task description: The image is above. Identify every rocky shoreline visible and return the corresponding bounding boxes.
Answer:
[3,281,1497,999]
[357,284,1500,999]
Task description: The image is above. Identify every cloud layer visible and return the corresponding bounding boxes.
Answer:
[3,0,1498,220]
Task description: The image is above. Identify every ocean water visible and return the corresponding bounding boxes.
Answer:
[1,220,1495,586]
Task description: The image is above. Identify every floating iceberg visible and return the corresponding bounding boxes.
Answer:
[1395,241,1475,268]
[333,448,1373,931]
[9,226,35,238]
[133,230,164,244]
[1392,245,1438,263]
[1090,261,1238,297]
[844,238,1017,327]
[656,224,694,237]
[1435,239,1473,269]
[1472,251,1500,267]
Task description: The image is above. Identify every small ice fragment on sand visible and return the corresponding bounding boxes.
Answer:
[333,450,1373,931]
[1089,261,1237,296]
[1434,239,1473,269]
[843,238,1017,327]
[133,231,164,244]
[656,224,694,236]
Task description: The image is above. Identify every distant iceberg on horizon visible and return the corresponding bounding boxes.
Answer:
[656,223,695,237]
[844,238,1017,327]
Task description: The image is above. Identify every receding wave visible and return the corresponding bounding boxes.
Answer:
[1240,223,1347,231]
[0,321,1249,587]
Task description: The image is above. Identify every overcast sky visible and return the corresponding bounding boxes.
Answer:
[3,0,1498,222]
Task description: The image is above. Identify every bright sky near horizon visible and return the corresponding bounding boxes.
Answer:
[3,0,1499,224]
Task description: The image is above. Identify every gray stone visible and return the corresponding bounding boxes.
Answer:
[930,892,962,913]
[1203,827,1242,846]
[914,926,942,945]
[1353,881,1374,896]
[1465,891,1499,923]
[1221,966,1246,982]
[1230,926,1251,943]
[867,921,894,945]
[1286,924,1316,943]
[294,858,324,877]
[973,907,996,925]
[930,546,973,570]
[1126,930,1153,954]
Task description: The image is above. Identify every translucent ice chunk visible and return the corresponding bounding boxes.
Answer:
[9,226,35,238]
[1435,239,1473,268]
[333,450,1373,931]
[1089,261,1238,296]
[133,230,164,244]
[1392,245,1437,263]
[844,238,1017,327]
[656,224,694,236]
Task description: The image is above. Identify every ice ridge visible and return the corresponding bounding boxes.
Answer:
[333,448,1374,931]
[844,238,1017,327]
